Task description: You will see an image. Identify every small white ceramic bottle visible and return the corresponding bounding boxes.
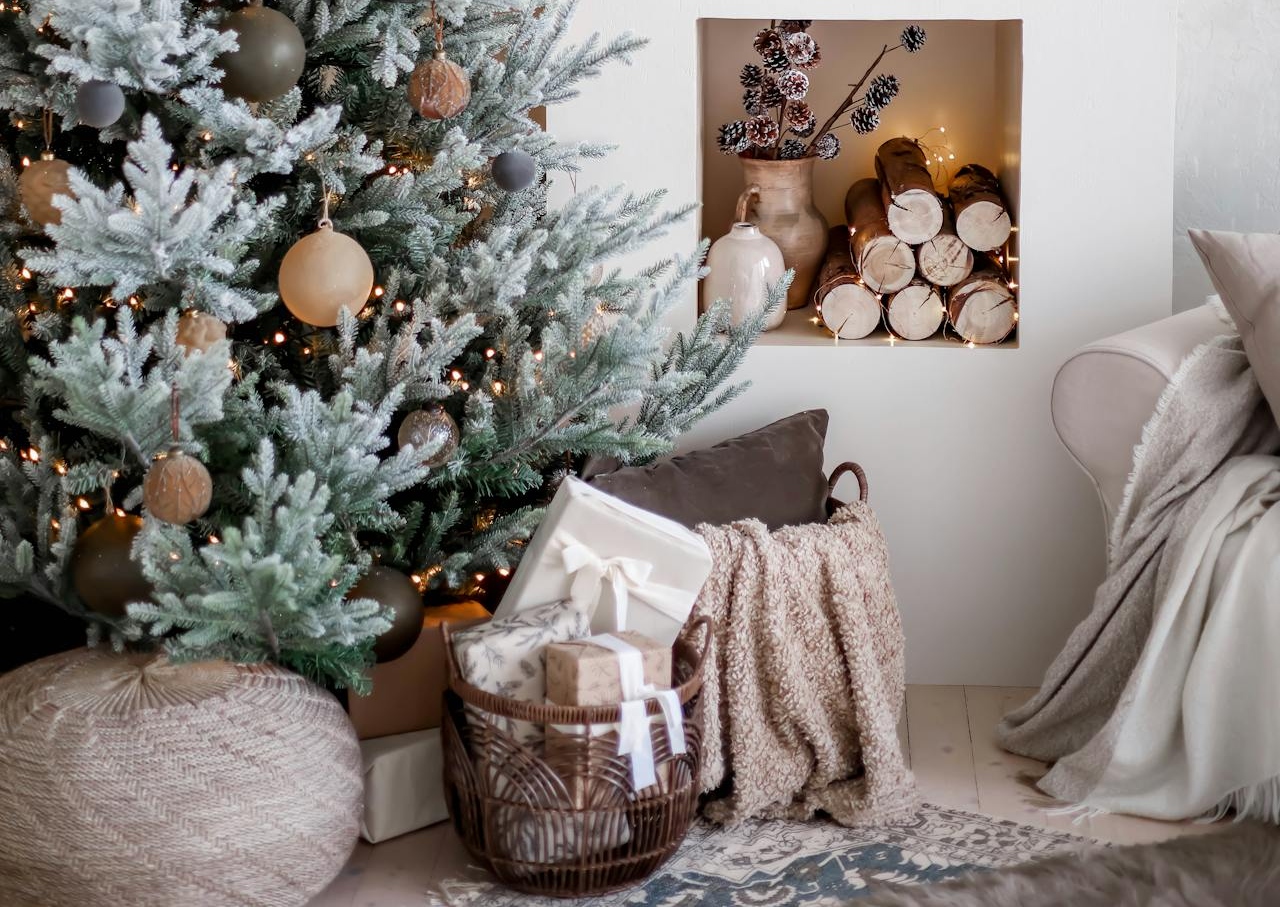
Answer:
[702,186,787,331]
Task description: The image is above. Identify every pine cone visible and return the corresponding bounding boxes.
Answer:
[796,44,823,71]
[742,89,765,115]
[776,69,809,101]
[814,133,841,161]
[784,32,818,65]
[778,19,813,33]
[717,120,750,155]
[779,139,808,160]
[850,105,880,135]
[758,76,785,109]
[785,101,816,136]
[740,63,764,88]
[902,24,927,53]
[753,28,783,55]
[866,73,900,110]
[761,46,791,73]
[745,114,780,148]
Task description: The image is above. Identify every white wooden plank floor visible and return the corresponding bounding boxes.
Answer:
[309,685,1219,906]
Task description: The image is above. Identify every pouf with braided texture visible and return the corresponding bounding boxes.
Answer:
[0,648,363,907]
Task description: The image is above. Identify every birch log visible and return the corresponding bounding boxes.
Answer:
[844,177,915,294]
[948,262,1018,344]
[949,164,1013,252]
[875,137,944,244]
[916,200,973,287]
[814,226,881,340]
[885,280,946,341]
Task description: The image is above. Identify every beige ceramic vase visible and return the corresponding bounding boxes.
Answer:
[738,156,829,310]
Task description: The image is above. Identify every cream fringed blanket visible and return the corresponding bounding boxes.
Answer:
[693,501,918,827]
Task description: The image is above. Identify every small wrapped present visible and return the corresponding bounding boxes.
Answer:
[451,597,592,744]
[494,477,713,646]
[348,600,490,740]
[359,729,447,843]
[545,632,685,811]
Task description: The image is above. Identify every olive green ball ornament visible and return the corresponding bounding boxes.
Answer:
[397,406,459,468]
[18,152,74,228]
[348,566,424,663]
[217,5,307,104]
[71,513,153,619]
[278,223,375,327]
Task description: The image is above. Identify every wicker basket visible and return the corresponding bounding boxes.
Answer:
[441,616,712,897]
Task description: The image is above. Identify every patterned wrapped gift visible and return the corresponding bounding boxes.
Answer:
[359,729,447,843]
[493,477,713,646]
[545,632,683,809]
[451,598,592,744]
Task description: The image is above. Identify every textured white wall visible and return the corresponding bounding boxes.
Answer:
[1174,0,1280,311]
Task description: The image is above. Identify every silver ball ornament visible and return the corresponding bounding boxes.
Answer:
[76,80,126,129]
[397,407,459,468]
[491,150,537,192]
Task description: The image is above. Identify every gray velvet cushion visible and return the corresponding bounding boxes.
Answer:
[1190,229,1280,425]
[586,410,830,530]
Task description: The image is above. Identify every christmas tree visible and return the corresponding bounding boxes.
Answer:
[0,0,781,689]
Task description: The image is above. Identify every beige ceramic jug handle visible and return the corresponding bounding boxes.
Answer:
[736,185,761,224]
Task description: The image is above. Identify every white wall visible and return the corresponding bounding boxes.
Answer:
[1174,0,1280,311]
[551,0,1176,686]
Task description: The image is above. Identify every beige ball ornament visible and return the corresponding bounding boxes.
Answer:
[18,151,74,227]
[175,310,228,356]
[397,405,459,468]
[408,50,471,120]
[144,448,213,525]
[278,222,375,327]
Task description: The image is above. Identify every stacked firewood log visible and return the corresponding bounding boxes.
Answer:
[813,137,1018,344]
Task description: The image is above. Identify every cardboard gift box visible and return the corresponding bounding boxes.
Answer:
[359,729,447,843]
[348,600,490,740]
[544,632,683,810]
[493,477,713,646]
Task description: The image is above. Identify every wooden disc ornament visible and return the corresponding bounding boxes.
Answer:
[397,405,459,467]
[278,219,374,328]
[143,388,214,525]
[76,80,126,129]
[71,512,153,619]
[408,50,471,120]
[18,151,73,228]
[175,310,228,355]
[348,566,424,662]
[217,4,307,104]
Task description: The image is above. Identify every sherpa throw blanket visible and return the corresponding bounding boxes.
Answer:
[692,500,918,827]
[998,330,1280,821]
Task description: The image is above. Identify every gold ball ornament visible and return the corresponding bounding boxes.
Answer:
[18,151,74,228]
[143,448,213,525]
[408,50,471,120]
[278,223,375,328]
[71,513,153,619]
[397,406,459,468]
[175,310,228,356]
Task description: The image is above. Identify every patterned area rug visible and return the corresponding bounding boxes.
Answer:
[430,803,1090,906]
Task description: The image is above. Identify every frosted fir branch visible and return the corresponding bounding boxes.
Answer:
[29,1,232,94]
[25,116,279,321]
[29,311,233,464]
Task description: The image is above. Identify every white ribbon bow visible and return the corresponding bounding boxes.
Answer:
[589,634,687,790]
[557,531,690,633]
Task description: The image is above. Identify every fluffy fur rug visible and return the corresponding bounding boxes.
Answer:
[863,824,1280,907]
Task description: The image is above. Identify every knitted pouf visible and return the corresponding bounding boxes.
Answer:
[0,648,363,907]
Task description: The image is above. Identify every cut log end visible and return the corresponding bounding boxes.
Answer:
[885,188,943,245]
[886,282,946,341]
[948,275,1017,344]
[857,235,915,294]
[955,200,1013,252]
[917,234,974,288]
[820,283,882,340]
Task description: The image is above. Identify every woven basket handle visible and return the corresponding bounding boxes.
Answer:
[827,462,869,503]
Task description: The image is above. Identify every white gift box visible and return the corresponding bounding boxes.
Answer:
[359,729,447,843]
[494,477,713,647]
